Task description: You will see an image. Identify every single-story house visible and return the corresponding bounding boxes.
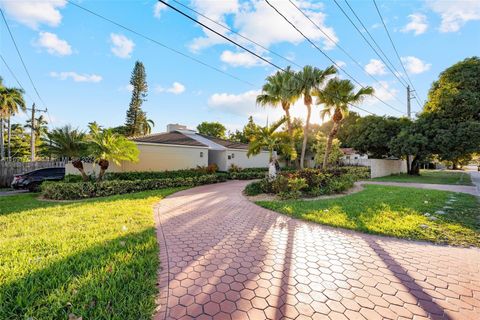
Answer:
[66,124,269,174]
[340,148,368,161]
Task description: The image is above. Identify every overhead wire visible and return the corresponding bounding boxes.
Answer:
[263,0,402,115]
[371,0,424,109]
[287,0,405,108]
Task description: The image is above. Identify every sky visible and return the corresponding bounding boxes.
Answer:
[1,0,479,133]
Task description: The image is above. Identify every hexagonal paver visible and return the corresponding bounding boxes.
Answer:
[153,181,480,320]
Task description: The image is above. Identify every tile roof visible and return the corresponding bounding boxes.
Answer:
[197,134,250,150]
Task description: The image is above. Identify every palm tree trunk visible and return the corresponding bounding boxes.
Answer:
[0,118,4,161]
[7,116,11,161]
[323,121,340,168]
[284,108,296,167]
[300,103,311,169]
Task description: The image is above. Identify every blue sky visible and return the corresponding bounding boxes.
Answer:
[1,0,479,133]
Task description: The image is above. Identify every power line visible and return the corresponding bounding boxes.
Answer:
[287,0,405,108]
[332,0,409,88]
[263,0,403,115]
[372,0,424,109]
[66,0,256,88]
[160,0,375,115]
[0,54,34,101]
[170,0,302,69]
[1,9,48,109]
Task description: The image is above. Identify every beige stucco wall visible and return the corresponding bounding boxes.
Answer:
[370,159,407,178]
[226,149,269,170]
[209,150,227,171]
[66,143,208,175]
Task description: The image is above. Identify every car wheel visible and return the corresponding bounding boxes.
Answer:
[27,182,41,192]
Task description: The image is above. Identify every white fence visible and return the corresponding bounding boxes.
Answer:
[340,158,407,178]
[0,160,67,187]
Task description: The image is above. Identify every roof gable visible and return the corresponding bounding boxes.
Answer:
[132,132,207,147]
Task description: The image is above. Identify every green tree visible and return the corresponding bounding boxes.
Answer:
[45,126,89,180]
[88,123,139,181]
[0,80,26,160]
[257,67,298,163]
[247,117,292,159]
[8,123,30,160]
[347,116,411,158]
[422,57,480,167]
[196,121,227,138]
[316,78,373,168]
[294,65,337,168]
[318,111,360,147]
[125,61,148,136]
[312,132,343,166]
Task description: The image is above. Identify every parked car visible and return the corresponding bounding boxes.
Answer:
[11,167,66,192]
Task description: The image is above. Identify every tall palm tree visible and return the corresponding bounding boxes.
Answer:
[45,125,89,181]
[88,123,139,181]
[294,65,337,169]
[247,117,292,160]
[0,82,26,161]
[317,78,374,168]
[256,67,298,164]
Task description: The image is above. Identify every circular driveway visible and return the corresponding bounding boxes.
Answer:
[153,180,479,320]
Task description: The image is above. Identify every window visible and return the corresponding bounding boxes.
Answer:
[228,155,231,160]
[231,153,235,159]
[200,152,203,158]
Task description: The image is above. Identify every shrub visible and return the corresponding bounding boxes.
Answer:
[42,174,226,200]
[244,181,264,196]
[228,171,266,180]
[228,164,242,173]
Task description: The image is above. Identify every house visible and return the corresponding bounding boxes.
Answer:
[340,148,368,161]
[66,124,269,174]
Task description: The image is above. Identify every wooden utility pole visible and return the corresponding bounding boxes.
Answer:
[26,103,47,162]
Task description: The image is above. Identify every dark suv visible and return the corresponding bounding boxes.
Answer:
[11,167,65,191]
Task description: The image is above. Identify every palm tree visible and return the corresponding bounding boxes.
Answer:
[317,78,374,168]
[256,67,298,164]
[45,125,89,181]
[247,117,292,160]
[88,123,139,181]
[0,82,26,160]
[294,65,337,169]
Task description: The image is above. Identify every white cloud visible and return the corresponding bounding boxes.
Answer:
[365,59,387,75]
[220,50,266,67]
[367,81,399,104]
[155,82,186,94]
[188,0,338,52]
[35,32,72,56]
[50,71,102,83]
[335,60,346,68]
[401,13,428,35]
[0,0,66,29]
[207,89,323,124]
[153,2,167,18]
[427,0,480,32]
[401,56,431,74]
[110,33,134,58]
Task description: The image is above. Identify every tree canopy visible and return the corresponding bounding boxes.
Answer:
[196,121,227,138]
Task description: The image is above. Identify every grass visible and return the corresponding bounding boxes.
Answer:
[372,169,473,185]
[0,188,183,320]
[257,185,480,247]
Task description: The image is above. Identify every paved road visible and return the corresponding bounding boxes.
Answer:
[0,189,28,197]
[361,181,478,196]
[153,181,480,320]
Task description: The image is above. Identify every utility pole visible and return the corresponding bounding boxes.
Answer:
[407,85,411,119]
[26,103,47,162]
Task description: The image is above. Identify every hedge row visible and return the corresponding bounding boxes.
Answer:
[42,174,227,200]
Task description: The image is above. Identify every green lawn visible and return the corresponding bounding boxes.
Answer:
[372,170,473,185]
[0,188,183,320]
[257,185,480,247]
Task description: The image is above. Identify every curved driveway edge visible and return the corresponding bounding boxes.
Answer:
[153,180,480,320]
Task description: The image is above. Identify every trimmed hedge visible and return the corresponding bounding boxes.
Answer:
[42,174,226,200]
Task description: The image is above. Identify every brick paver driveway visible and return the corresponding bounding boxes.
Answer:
[153,181,480,320]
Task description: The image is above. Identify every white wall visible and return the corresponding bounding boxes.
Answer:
[226,149,269,170]
[370,159,407,178]
[66,143,208,175]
